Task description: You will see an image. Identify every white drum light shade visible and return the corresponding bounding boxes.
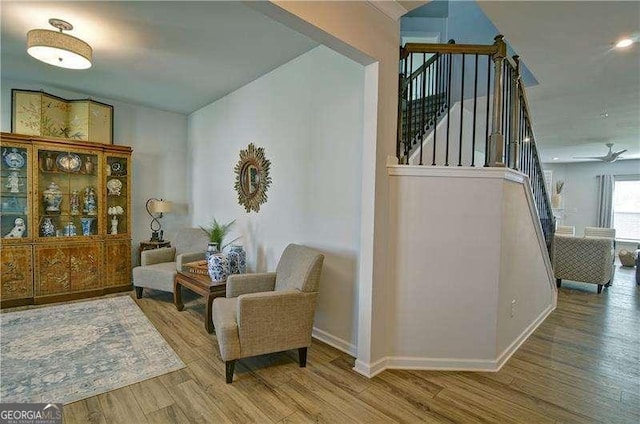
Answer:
[27,29,92,69]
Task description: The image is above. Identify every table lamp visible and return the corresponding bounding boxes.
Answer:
[146,198,172,242]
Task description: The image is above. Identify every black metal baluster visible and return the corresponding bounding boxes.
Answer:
[433,53,439,165]
[458,53,465,166]
[420,53,427,165]
[471,54,479,167]
[445,53,453,166]
[485,55,491,166]
[407,54,413,162]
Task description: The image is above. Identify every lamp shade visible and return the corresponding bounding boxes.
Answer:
[149,200,172,214]
[27,29,92,69]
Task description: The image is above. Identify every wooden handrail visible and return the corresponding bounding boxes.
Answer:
[402,42,498,58]
[400,53,441,93]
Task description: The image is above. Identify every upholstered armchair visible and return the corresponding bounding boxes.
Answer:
[553,235,615,293]
[212,244,324,383]
[133,228,209,298]
[585,226,616,249]
[555,225,575,236]
[584,227,616,239]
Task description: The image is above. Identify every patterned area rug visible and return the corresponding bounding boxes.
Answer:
[0,296,184,404]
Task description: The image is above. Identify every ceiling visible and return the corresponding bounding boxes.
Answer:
[478,1,640,164]
[1,1,318,114]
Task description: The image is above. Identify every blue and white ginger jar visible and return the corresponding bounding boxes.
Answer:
[40,218,56,237]
[207,254,229,283]
[227,245,246,275]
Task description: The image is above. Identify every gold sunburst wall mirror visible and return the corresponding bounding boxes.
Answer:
[234,143,272,213]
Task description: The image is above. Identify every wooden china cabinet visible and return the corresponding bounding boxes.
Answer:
[0,132,132,308]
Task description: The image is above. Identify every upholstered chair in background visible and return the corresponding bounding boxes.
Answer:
[212,243,324,383]
[133,228,208,298]
[555,225,575,236]
[553,234,615,294]
[584,227,616,239]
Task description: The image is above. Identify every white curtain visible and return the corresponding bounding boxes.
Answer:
[596,175,614,227]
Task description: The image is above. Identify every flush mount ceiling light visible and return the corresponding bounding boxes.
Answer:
[27,18,92,69]
[615,38,634,49]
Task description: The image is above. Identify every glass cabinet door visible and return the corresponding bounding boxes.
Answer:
[105,154,129,237]
[1,144,31,240]
[36,146,100,239]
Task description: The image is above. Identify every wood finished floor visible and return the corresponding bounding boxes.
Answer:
[59,266,639,423]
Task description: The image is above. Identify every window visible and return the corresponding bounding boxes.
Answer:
[613,177,640,241]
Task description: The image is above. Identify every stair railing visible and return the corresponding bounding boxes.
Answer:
[398,35,555,253]
[398,36,506,167]
[505,56,556,251]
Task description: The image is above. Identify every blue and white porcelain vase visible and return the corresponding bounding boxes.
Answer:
[3,148,25,170]
[205,242,219,261]
[64,221,77,237]
[227,245,246,275]
[207,253,229,283]
[80,217,95,236]
[40,218,56,237]
[43,182,63,213]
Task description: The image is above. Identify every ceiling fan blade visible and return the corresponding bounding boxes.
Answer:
[613,149,627,156]
[572,156,605,160]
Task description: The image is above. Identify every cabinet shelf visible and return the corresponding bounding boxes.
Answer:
[1,192,28,197]
[39,169,97,177]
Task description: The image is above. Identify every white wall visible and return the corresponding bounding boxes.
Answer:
[188,46,364,351]
[1,79,190,264]
[543,159,640,236]
[408,102,487,166]
[383,166,554,373]
[497,180,555,357]
[254,0,401,375]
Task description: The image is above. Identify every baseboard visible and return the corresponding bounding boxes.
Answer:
[385,356,499,371]
[353,357,388,378]
[495,302,555,371]
[312,327,357,357]
[353,354,499,378]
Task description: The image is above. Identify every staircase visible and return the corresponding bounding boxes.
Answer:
[398,35,555,254]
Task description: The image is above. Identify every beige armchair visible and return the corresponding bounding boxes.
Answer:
[584,227,616,239]
[212,244,324,383]
[553,235,615,293]
[133,228,209,298]
[555,225,575,236]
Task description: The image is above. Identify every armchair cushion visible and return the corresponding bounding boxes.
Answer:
[226,272,276,298]
[141,247,176,266]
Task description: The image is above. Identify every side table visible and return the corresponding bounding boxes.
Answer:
[138,240,171,264]
[174,271,226,333]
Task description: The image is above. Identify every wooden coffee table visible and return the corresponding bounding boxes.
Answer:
[174,270,226,333]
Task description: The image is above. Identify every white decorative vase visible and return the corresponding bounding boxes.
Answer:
[551,194,562,209]
[110,216,118,235]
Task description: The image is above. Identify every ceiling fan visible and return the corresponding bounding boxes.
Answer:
[573,143,627,163]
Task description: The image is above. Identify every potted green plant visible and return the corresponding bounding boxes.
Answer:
[200,218,237,259]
